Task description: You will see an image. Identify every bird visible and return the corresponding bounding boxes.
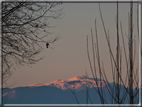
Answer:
[46,42,49,48]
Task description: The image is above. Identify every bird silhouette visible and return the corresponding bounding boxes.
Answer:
[46,42,49,48]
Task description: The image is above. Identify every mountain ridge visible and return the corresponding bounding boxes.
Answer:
[2,75,139,104]
[24,75,109,90]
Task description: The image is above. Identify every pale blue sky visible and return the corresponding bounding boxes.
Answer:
[4,3,139,88]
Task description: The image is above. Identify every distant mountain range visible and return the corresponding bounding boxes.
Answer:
[2,75,139,104]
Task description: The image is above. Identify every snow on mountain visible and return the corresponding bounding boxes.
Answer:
[25,75,109,90]
[2,75,139,104]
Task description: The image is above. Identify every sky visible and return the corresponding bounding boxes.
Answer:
[3,2,140,88]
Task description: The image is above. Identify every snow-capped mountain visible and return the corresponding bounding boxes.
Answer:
[2,75,139,104]
[25,75,109,90]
